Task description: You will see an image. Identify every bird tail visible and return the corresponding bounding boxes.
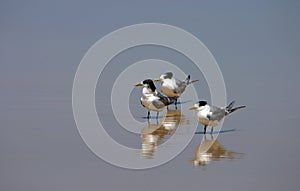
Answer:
[226,100,246,115]
[185,75,199,85]
[184,75,191,84]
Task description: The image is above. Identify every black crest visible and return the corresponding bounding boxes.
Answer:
[163,72,173,79]
[198,100,207,107]
[143,79,156,92]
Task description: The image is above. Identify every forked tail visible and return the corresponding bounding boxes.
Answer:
[185,75,199,85]
[226,100,246,115]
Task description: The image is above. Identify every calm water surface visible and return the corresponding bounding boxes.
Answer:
[1,1,300,191]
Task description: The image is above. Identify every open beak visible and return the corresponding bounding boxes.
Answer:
[134,83,143,86]
[153,77,161,82]
[188,106,198,110]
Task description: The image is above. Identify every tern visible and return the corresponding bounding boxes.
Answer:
[134,79,175,119]
[154,72,198,109]
[188,100,246,134]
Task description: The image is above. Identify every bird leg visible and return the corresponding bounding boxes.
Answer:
[175,98,178,109]
[156,112,159,119]
[147,111,150,119]
[204,125,207,134]
[167,105,169,110]
[210,126,214,134]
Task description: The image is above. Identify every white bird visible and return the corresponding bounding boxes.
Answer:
[154,72,198,109]
[188,100,246,134]
[134,79,175,119]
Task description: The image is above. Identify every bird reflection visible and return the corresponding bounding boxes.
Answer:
[192,134,243,166]
[141,110,183,159]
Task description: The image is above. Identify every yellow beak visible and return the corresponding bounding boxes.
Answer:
[153,77,161,82]
[134,83,143,86]
[188,106,198,110]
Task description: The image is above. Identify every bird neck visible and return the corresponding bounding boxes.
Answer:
[162,78,176,88]
[198,105,210,112]
[143,87,156,95]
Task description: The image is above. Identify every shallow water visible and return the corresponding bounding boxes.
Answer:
[2,73,298,191]
[138,109,244,165]
[2,1,300,190]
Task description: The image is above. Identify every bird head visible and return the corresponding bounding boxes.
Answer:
[188,100,207,110]
[134,79,156,92]
[154,72,173,82]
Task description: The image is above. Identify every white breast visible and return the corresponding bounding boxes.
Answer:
[195,106,220,126]
[161,79,179,97]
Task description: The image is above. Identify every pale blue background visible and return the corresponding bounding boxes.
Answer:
[1,0,299,190]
